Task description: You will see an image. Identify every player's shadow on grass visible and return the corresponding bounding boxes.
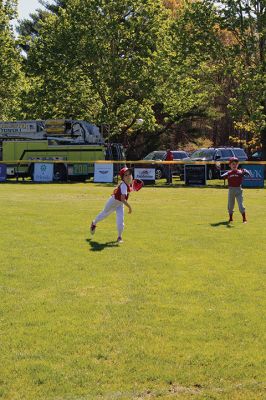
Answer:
[86,239,119,251]
[210,221,233,228]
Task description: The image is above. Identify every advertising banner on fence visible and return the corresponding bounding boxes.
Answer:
[34,163,54,182]
[94,163,114,183]
[184,164,206,186]
[242,165,264,188]
[68,163,89,177]
[134,168,155,184]
[0,164,7,182]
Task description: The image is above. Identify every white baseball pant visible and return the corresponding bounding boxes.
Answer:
[94,196,124,237]
[228,187,245,214]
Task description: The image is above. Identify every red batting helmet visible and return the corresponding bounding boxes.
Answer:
[119,167,132,178]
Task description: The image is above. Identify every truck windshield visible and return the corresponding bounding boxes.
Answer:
[233,149,247,159]
[190,150,215,160]
[220,149,233,158]
[144,152,165,160]
[172,151,187,159]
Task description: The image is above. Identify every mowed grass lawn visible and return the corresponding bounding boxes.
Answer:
[0,183,265,400]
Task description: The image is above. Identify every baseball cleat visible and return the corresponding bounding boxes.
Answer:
[90,222,96,235]
[117,236,123,243]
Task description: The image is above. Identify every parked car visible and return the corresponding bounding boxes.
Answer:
[188,147,248,180]
[142,150,189,179]
[249,151,263,161]
[248,150,265,178]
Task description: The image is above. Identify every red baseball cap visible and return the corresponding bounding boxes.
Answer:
[119,167,132,178]
[229,157,239,164]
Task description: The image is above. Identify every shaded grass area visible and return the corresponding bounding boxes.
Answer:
[0,183,265,400]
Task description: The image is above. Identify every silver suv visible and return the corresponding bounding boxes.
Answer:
[143,150,189,179]
[189,147,248,180]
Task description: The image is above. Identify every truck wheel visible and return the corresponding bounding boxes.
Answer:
[54,164,67,181]
[155,168,163,180]
[208,168,213,180]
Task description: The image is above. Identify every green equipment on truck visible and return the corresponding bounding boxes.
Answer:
[0,120,125,181]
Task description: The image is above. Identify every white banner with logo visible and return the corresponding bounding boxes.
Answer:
[34,163,54,182]
[94,163,114,183]
[134,168,155,181]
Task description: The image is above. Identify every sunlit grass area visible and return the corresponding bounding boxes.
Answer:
[0,183,265,399]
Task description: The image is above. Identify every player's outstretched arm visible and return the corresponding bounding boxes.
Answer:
[220,171,229,179]
[242,168,251,177]
[121,195,132,214]
[216,162,228,179]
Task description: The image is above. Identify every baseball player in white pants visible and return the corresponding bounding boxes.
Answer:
[220,157,251,223]
[90,167,133,243]
[93,197,125,238]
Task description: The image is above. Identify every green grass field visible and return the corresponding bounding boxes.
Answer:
[0,182,265,400]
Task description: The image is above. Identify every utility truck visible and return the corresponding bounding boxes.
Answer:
[0,120,124,181]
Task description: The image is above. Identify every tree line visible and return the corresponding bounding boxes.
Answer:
[0,0,265,158]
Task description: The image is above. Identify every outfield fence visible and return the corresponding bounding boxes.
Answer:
[0,160,266,164]
[0,159,265,187]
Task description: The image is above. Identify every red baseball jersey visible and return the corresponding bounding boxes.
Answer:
[113,182,131,201]
[221,169,250,187]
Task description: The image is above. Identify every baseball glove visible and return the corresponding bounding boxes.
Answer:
[132,179,144,191]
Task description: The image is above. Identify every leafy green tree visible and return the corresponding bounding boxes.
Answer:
[18,0,265,157]
[22,0,170,135]
[154,1,225,138]
[17,0,68,52]
[209,0,266,153]
[0,0,24,120]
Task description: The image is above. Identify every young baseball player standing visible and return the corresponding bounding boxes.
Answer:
[90,167,134,243]
[220,157,251,223]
